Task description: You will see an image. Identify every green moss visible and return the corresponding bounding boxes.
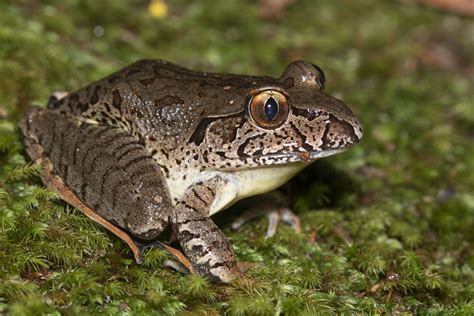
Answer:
[1,0,473,314]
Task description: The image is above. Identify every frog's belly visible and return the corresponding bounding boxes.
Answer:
[165,162,307,216]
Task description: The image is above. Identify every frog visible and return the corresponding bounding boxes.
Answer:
[20,59,363,283]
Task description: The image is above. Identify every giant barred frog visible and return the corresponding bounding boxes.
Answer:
[20,60,362,282]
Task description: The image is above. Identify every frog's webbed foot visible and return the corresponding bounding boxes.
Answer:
[231,192,301,238]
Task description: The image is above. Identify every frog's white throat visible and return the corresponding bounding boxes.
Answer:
[166,148,346,216]
[208,162,307,215]
[208,148,346,214]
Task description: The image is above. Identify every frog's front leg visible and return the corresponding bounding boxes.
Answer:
[173,177,238,283]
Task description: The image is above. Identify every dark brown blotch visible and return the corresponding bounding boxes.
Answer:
[130,106,144,118]
[46,93,65,109]
[292,107,320,121]
[90,85,101,105]
[290,122,314,152]
[320,114,358,150]
[188,117,217,146]
[139,77,156,86]
[104,103,111,113]
[112,90,122,109]
[69,93,79,106]
[154,95,184,107]
[125,68,142,78]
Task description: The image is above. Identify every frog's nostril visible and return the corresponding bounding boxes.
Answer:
[321,115,361,150]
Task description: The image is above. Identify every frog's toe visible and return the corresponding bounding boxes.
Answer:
[232,207,301,238]
[163,259,191,274]
[207,265,238,283]
[134,239,197,275]
[137,244,192,275]
[279,207,302,235]
[133,237,165,254]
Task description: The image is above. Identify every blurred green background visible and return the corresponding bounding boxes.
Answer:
[0,0,473,314]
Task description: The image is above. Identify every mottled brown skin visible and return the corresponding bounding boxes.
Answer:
[20,59,362,283]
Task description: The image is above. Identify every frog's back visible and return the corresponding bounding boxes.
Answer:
[49,59,277,147]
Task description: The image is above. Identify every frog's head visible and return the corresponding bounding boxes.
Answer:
[188,60,363,170]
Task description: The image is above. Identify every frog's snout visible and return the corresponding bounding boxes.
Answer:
[321,115,363,150]
[351,117,363,144]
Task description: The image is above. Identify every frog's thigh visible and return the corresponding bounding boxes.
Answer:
[32,155,144,261]
[174,178,239,283]
[21,107,173,241]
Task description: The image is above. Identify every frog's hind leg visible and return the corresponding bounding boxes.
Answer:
[37,162,195,272]
[34,155,144,262]
[231,191,301,238]
[31,162,196,272]
[20,107,175,264]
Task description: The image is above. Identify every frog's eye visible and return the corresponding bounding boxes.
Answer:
[310,63,326,90]
[248,90,289,129]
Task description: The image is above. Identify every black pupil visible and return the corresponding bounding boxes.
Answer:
[264,97,279,121]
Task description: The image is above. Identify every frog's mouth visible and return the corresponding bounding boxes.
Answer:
[251,136,359,166]
[299,148,348,162]
[218,147,349,172]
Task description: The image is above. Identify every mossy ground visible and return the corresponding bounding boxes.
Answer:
[1,0,473,314]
